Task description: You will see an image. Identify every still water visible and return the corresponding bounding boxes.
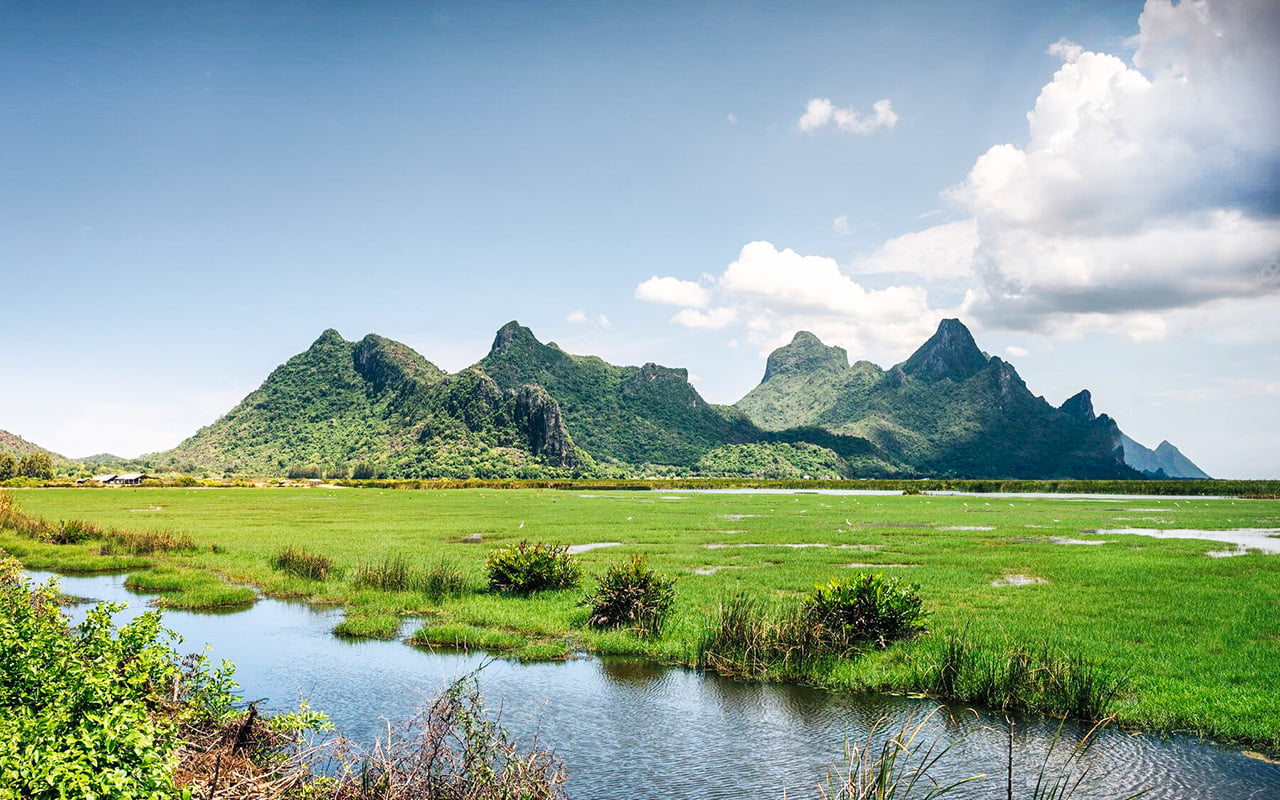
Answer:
[35,571,1280,800]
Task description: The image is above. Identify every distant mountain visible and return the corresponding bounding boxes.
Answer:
[0,429,59,459]
[147,319,1200,481]
[160,330,583,478]
[737,320,1138,479]
[477,321,762,467]
[1120,433,1211,479]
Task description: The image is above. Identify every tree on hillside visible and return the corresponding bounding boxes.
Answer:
[17,453,53,481]
[0,453,15,482]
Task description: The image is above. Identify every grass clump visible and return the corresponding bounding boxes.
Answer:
[918,632,1130,721]
[125,569,258,610]
[802,572,928,655]
[411,622,527,652]
[270,545,337,581]
[485,540,581,596]
[101,529,198,555]
[334,614,401,640]
[581,555,676,636]
[351,555,469,599]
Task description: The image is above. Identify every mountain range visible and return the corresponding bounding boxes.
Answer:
[3,319,1210,480]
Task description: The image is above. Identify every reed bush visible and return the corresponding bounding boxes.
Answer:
[270,545,337,581]
[581,555,676,636]
[485,541,580,596]
[801,573,928,654]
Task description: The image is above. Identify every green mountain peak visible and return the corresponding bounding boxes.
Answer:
[762,331,850,382]
[900,318,989,382]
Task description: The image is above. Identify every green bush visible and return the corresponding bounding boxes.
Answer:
[0,554,182,797]
[802,573,928,654]
[485,540,581,595]
[581,555,676,635]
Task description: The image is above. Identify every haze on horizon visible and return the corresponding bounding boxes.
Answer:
[1,0,1276,478]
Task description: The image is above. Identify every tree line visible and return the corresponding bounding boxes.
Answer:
[0,452,54,481]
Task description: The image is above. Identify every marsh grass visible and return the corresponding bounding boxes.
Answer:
[917,633,1129,721]
[819,708,979,800]
[411,622,527,652]
[125,569,258,610]
[352,556,469,599]
[270,546,337,581]
[101,529,199,555]
[333,614,401,639]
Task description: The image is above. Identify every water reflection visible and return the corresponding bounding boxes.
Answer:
[30,570,1280,800]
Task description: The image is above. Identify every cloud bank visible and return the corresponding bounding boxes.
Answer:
[638,0,1280,357]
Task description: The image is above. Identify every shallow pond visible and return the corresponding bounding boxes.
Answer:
[35,570,1280,800]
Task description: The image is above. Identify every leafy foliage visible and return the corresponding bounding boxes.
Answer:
[581,555,676,635]
[0,554,185,797]
[801,573,929,654]
[485,540,581,595]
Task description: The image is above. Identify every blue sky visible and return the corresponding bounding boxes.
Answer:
[2,0,1277,477]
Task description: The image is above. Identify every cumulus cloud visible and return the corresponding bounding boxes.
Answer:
[953,0,1280,336]
[672,307,738,329]
[634,276,711,307]
[565,310,588,323]
[799,97,898,134]
[853,218,978,281]
[1005,345,1030,358]
[637,241,953,364]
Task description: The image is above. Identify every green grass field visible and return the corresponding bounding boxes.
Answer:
[4,486,1279,752]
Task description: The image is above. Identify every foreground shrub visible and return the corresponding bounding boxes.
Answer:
[801,573,929,654]
[485,540,581,595]
[0,553,185,797]
[581,555,676,635]
[271,545,337,581]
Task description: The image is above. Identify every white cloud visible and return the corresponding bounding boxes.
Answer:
[634,276,711,307]
[597,313,610,328]
[726,113,738,125]
[681,241,953,363]
[799,97,898,134]
[671,307,739,329]
[952,0,1280,334]
[853,218,978,281]
[565,310,588,324]
[1005,345,1030,358]
[832,215,850,235]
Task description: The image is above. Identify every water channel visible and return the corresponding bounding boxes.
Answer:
[35,570,1280,799]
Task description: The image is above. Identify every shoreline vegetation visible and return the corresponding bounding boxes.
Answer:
[6,473,1280,497]
[2,485,1278,763]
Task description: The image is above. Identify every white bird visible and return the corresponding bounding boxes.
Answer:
[518,521,525,529]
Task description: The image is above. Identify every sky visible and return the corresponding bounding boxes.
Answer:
[1,0,1277,477]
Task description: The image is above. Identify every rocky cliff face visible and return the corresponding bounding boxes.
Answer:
[513,385,580,468]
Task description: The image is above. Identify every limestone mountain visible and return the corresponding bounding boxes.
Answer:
[737,320,1139,479]
[1057,390,1209,479]
[1119,433,1211,479]
[476,321,763,467]
[160,330,583,477]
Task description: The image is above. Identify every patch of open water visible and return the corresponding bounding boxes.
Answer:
[29,570,1280,800]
